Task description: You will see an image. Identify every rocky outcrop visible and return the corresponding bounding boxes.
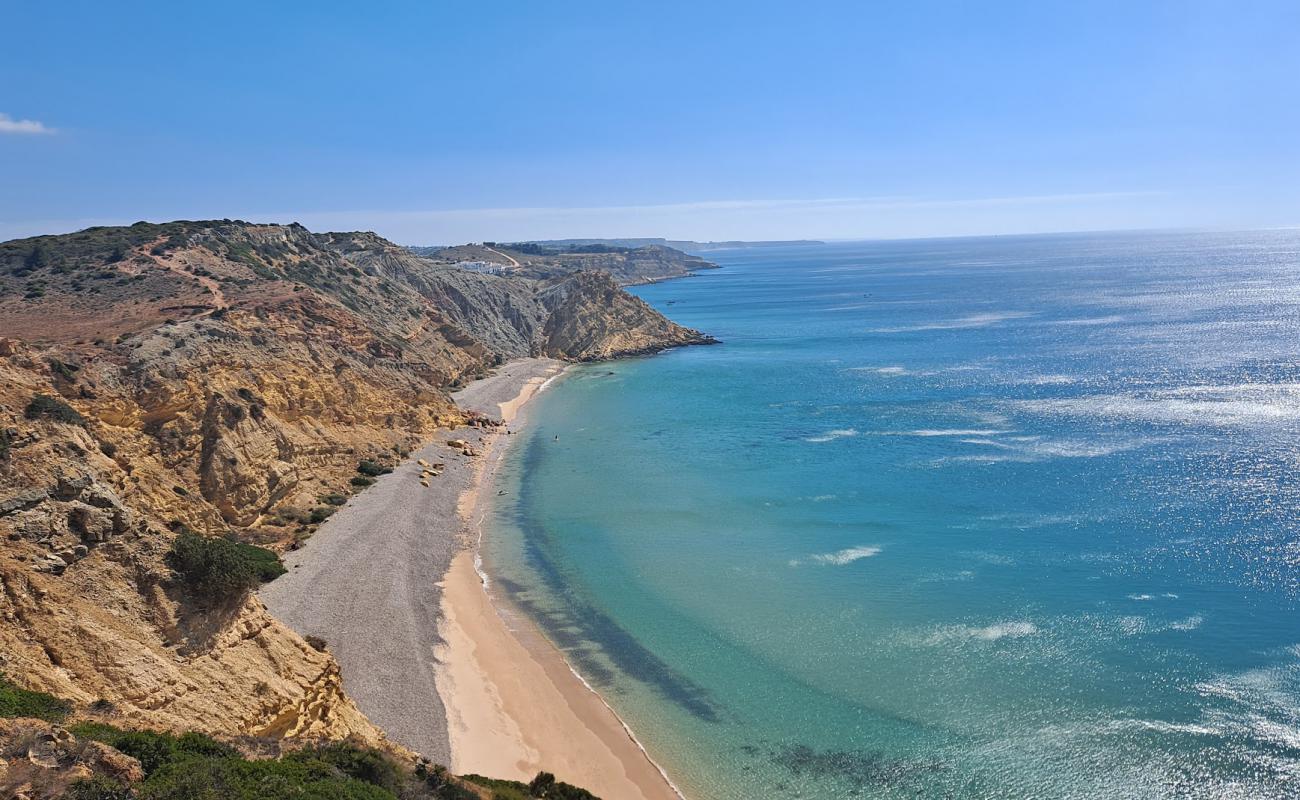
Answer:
[323,230,715,361]
[0,220,713,751]
[0,718,144,800]
[539,271,716,360]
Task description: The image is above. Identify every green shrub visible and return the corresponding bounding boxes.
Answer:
[419,764,479,800]
[0,672,72,722]
[309,506,336,524]
[463,772,598,800]
[72,724,240,776]
[323,493,348,506]
[285,742,403,792]
[48,357,81,381]
[350,476,375,488]
[74,722,397,800]
[139,756,395,800]
[106,729,179,775]
[24,393,86,426]
[237,540,288,582]
[65,777,134,800]
[357,460,391,477]
[24,244,48,269]
[167,530,285,604]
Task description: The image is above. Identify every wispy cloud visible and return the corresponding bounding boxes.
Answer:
[0,190,1169,244]
[0,113,55,135]
[282,191,1164,227]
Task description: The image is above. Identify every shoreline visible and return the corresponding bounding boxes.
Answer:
[439,363,683,800]
[259,359,564,765]
[259,357,682,799]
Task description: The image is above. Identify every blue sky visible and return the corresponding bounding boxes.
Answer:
[3,1,1298,243]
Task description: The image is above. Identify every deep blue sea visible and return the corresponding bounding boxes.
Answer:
[484,231,1300,799]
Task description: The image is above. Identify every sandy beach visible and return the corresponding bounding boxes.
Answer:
[261,358,680,800]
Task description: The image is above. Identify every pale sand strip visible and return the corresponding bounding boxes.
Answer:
[262,358,681,799]
[440,365,682,800]
[260,359,563,765]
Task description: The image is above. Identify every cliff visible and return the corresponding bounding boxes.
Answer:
[0,220,712,749]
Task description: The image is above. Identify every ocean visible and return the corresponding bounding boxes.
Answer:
[482,231,1300,799]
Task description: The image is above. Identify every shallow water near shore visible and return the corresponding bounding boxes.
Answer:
[483,231,1300,799]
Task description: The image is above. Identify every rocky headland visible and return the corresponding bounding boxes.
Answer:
[0,220,715,792]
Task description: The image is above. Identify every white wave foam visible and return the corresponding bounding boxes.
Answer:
[966,550,1016,566]
[919,569,976,583]
[907,428,1012,437]
[870,311,1033,334]
[1013,374,1079,385]
[790,545,881,567]
[935,436,1151,465]
[920,620,1039,645]
[1115,613,1203,635]
[973,621,1039,640]
[1128,593,1154,601]
[804,428,859,443]
[1047,315,1127,326]
[1194,651,1300,753]
[980,512,1086,528]
[1104,718,1219,736]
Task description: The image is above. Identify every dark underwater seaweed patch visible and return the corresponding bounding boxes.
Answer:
[769,744,946,792]
[498,436,722,722]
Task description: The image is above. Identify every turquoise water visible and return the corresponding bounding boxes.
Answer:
[484,231,1300,799]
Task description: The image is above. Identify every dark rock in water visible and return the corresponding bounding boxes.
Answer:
[771,744,946,790]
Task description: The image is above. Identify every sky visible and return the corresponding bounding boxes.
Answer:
[3,1,1299,244]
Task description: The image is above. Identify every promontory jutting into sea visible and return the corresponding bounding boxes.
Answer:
[4,3,1299,799]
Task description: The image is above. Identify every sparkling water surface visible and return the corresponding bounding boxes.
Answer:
[483,231,1300,799]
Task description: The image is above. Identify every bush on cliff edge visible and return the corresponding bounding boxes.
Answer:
[167,529,285,605]
[0,672,71,722]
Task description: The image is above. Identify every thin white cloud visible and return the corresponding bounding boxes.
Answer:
[278,191,1163,226]
[0,113,55,135]
[0,190,1170,243]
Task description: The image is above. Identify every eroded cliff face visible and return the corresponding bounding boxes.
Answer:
[539,271,716,360]
[0,346,388,745]
[0,220,712,747]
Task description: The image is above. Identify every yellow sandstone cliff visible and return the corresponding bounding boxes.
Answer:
[0,220,713,746]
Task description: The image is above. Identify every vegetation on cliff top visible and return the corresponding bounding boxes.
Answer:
[24,393,87,427]
[0,673,71,723]
[65,721,473,800]
[0,674,603,800]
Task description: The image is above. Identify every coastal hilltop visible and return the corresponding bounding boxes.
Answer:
[0,220,713,797]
